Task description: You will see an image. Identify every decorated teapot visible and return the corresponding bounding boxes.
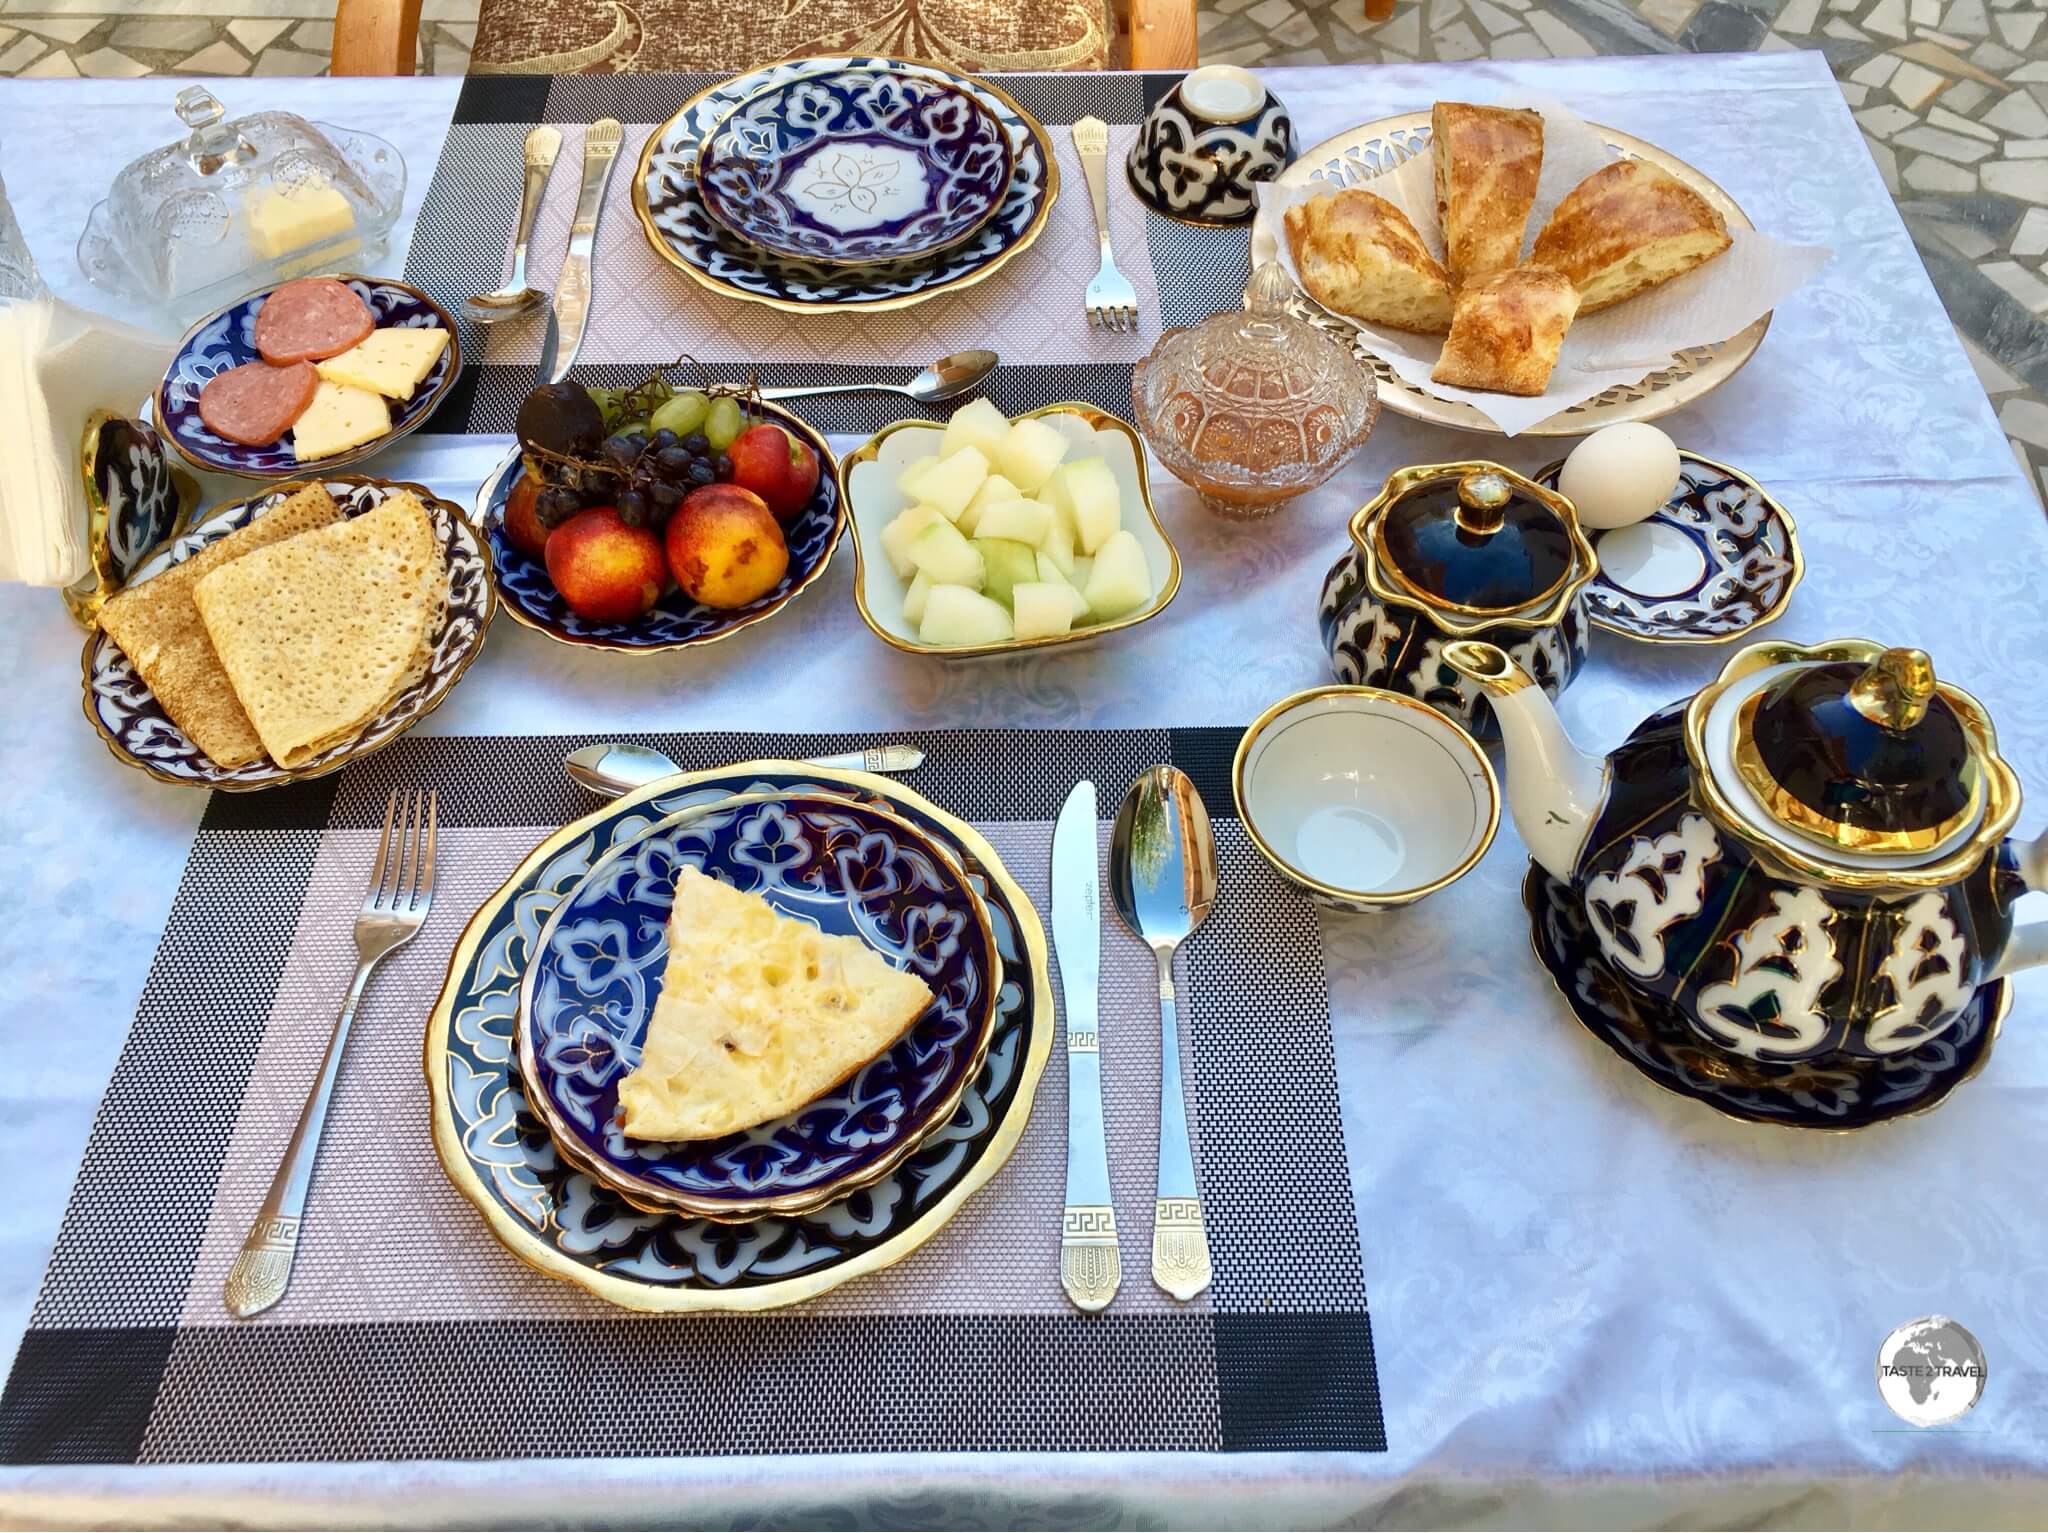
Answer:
[1318,461,1596,739]
[1444,636,2048,1064]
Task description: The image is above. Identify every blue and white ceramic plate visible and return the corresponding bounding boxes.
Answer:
[698,68,1012,266]
[1525,865,2005,1130]
[156,274,459,480]
[518,791,1001,1220]
[427,763,1052,1312]
[634,55,1057,314]
[478,401,842,653]
[1537,452,1802,644]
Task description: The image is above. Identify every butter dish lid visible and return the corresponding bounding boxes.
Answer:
[76,86,406,320]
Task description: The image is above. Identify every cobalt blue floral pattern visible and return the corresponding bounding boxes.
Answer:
[157,276,458,478]
[698,69,1011,265]
[521,793,999,1217]
[435,771,1041,1298]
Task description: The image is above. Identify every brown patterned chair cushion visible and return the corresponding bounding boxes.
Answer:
[471,0,1115,75]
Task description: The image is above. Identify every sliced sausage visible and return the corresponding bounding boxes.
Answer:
[253,278,375,366]
[197,359,319,447]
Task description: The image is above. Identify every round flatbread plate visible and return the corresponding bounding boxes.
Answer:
[516,790,1003,1221]
[479,401,842,653]
[157,275,460,478]
[634,54,1057,314]
[1249,114,1765,437]
[426,762,1053,1313]
[82,476,493,792]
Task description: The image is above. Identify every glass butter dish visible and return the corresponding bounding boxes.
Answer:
[76,86,405,321]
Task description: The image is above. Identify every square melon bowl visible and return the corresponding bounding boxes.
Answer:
[840,402,1182,660]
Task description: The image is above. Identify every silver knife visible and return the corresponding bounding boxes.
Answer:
[538,118,622,384]
[1052,780,1119,1312]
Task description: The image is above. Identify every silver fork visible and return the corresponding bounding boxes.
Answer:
[1073,116,1138,333]
[224,790,438,1320]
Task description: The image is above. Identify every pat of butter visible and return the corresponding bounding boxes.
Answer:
[291,380,388,461]
[315,327,450,401]
[248,179,356,261]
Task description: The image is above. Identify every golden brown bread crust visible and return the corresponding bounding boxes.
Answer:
[1431,267,1581,396]
[1529,158,1732,313]
[1431,102,1544,285]
[1284,188,1455,334]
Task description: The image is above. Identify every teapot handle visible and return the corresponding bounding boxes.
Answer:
[1992,827,2048,980]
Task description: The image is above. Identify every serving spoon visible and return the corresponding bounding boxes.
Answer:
[464,126,561,326]
[756,349,998,405]
[1108,765,1218,1301]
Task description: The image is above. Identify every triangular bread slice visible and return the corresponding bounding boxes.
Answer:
[191,491,443,768]
[617,866,937,1142]
[95,484,345,769]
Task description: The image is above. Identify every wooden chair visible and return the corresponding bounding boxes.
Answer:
[334,0,1197,76]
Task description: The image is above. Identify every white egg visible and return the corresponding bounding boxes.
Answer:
[1557,423,1682,530]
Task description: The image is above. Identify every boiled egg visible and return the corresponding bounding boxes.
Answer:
[1558,423,1682,530]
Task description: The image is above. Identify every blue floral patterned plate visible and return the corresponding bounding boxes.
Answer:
[156,274,459,480]
[697,68,1012,266]
[479,401,843,653]
[427,763,1052,1312]
[518,791,1001,1220]
[1525,865,2006,1130]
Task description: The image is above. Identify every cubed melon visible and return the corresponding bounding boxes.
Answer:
[895,453,940,497]
[994,416,1070,492]
[1037,499,1076,576]
[1035,554,1092,621]
[1011,582,1077,641]
[974,537,1039,608]
[939,397,1011,463]
[973,497,1052,545]
[902,569,935,626]
[1062,457,1122,554]
[957,472,1020,537]
[920,584,1014,647]
[917,446,990,521]
[908,517,985,588]
[1082,530,1151,621]
[879,504,944,579]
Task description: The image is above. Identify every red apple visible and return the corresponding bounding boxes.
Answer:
[501,471,550,561]
[727,422,821,522]
[666,483,788,609]
[545,506,664,624]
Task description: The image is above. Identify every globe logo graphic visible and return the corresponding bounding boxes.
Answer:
[1876,1316,1987,1427]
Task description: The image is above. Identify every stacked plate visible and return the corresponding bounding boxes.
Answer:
[633,55,1059,314]
[426,761,1054,1312]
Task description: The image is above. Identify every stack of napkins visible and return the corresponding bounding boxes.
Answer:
[0,296,177,587]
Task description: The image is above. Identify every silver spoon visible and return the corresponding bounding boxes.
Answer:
[565,741,926,798]
[756,349,998,404]
[1108,765,1217,1302]
[464,126,561,326]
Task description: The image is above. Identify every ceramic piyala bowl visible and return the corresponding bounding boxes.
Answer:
[1127,72,1291,225]
[697,68,1013,266]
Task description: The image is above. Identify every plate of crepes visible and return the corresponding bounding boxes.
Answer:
[429,762,1052,1311]
[85,477,493,790]
[158,275,458,477]
[1252,101,1813,435]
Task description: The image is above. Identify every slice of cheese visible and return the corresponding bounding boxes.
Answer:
[617,866,937,1142]
[247,178,356,261]
[314,327,451,401]
[291,379,389,461]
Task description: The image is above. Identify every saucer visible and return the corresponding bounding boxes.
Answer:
[1524,864,2005,1130]
[1537,452,1802,645]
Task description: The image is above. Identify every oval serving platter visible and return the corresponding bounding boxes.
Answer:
[157,274,461,479]
[517,791,1002,1220]
[82,475,494,791]
[697,66,1014,267]
[426,761,1054,1313]
[478,400,843,654]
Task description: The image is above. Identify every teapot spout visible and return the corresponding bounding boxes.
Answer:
[1442,640,1606,882]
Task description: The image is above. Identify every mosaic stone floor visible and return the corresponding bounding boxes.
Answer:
[0,0,2042,502]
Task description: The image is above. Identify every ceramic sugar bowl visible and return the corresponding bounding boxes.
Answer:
[1126,65,1292,225]
[1317,461,1597,739]
[1447,636,2048,1065]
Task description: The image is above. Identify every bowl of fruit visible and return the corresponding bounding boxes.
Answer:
[840,399,1180,658]
[482,373,842,652]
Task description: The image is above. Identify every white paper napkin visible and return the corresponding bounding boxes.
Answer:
[1253,93,1834,436]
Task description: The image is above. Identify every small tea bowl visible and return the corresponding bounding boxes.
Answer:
[1126,65,1292,225]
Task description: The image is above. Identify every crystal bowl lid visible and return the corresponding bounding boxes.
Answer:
[1373,465,1576,617]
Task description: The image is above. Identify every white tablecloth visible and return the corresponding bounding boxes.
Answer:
[3,53,2046,1529]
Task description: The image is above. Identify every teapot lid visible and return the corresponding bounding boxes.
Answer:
[1374,465,1577,617]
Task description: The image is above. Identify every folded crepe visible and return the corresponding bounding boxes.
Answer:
[618,866,937,1142]
[95,484,345,768]
[191,491,444,768]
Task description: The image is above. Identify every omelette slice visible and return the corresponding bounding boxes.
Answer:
[95,484,345,769]
[618,866,936,1142]
[191,491,445,768]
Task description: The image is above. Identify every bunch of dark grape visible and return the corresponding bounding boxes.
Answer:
[601,428,732,530]
[516,382,609,533]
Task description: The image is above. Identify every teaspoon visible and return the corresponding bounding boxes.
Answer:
[755,349,998,405]
[464,126,561,325]
[565,741,926,799]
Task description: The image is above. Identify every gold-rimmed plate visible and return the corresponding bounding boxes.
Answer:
[1249,114,1766,437]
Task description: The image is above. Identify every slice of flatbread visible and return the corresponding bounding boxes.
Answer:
[95,484,345,769]
[617,866,937,1142]
[192,491,444,768]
